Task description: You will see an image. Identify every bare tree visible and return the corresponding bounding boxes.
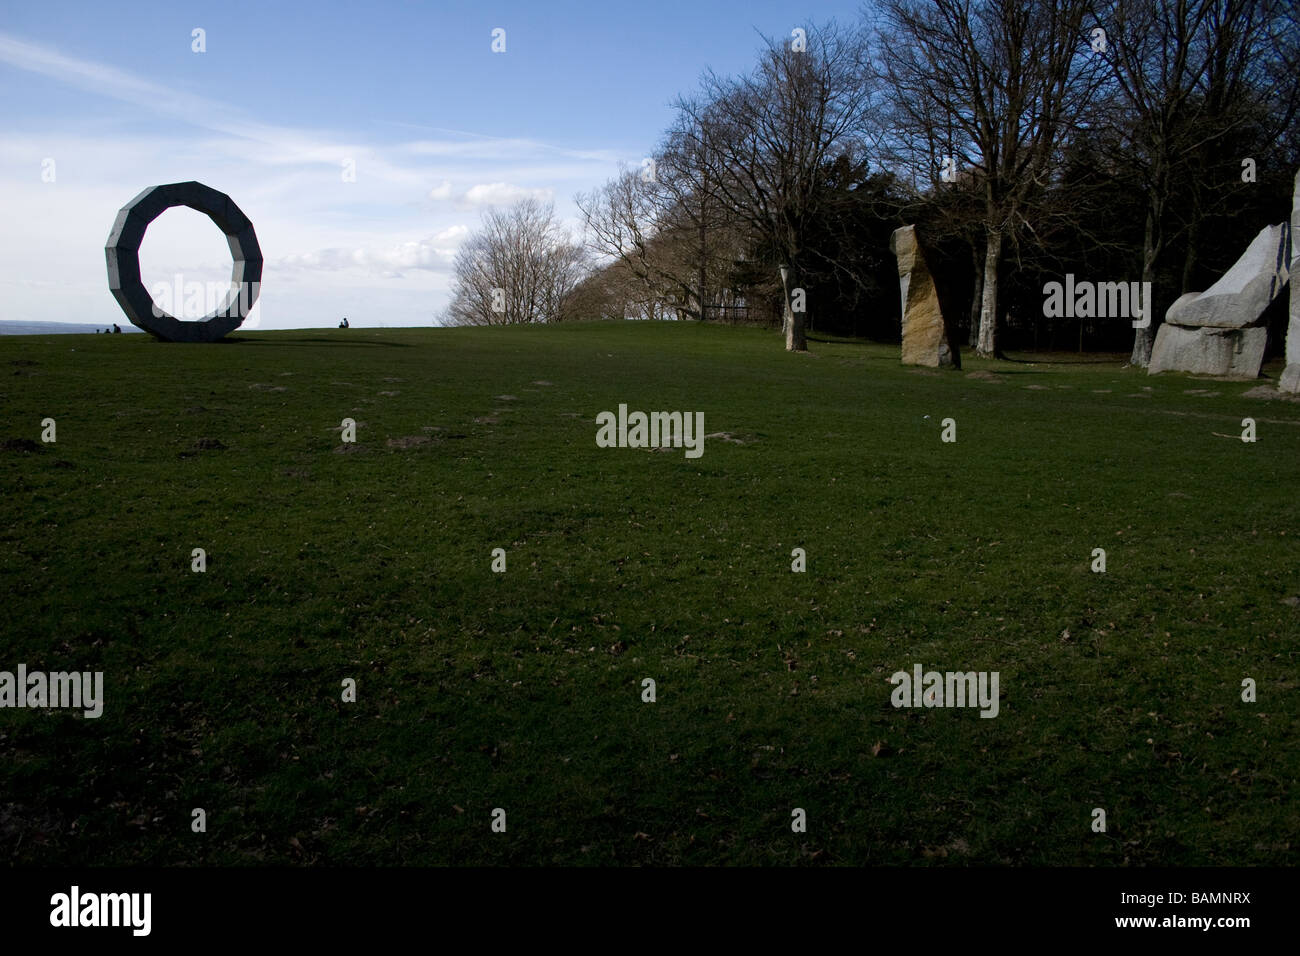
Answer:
[880,0,1102,357]
[672,20,877,351]
[445,199,587,326]
[1093,0,1297,365]
[577,167,671,317]
[656,116,763,322]
[575,162,739,320]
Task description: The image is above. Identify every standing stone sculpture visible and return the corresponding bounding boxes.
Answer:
[1280,169,1300,393]
[1149,221,1290,378]
[105,182,262,343]
[889,225,957,368]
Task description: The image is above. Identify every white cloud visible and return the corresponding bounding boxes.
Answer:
[460,182,555,207]
[432,224,469,245]
[430,179,559,207]
[276,225,470,279]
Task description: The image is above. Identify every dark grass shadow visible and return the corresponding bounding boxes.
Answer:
[221,336,413,348]
[805,333,899,347]
[999,351,1131,366]
[964,365,1049,377]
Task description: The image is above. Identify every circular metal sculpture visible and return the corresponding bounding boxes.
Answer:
[105,181,262,342]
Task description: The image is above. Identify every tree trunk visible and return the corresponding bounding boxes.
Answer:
[783,266,806,352]
[698,214,708,321]
[968,242,984,349]
[976,228,1001,358]
[1130,209,1160,367]
[1181,194,1201,294]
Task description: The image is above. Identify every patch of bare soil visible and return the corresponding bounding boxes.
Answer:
[386,435,432,449]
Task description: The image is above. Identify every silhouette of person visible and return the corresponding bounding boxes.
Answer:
[113,324,122,334]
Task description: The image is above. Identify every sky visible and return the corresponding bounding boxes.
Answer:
[0,0,868,329]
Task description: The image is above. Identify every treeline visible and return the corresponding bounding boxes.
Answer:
[448,0,1299,363]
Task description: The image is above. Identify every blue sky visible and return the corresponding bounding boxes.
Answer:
[1,0,868,329]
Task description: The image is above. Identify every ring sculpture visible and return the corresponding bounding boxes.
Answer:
[105,182,262,342]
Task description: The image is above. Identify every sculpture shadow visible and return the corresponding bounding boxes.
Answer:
[998,351,1132,366]
[805,333,888,347]
[221,336,413,348]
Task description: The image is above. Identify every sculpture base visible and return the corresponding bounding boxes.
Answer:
[1149,324,1267,379]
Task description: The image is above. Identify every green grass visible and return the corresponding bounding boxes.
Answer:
[1,321,1296,865]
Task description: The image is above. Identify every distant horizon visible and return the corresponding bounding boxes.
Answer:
[0,319,453,334]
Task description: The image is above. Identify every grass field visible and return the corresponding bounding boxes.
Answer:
[1,321,1296,865]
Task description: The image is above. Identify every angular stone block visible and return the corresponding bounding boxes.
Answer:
[889,225,956,368]
[1282,168,1300,392]
[1165,223,1290,329]
[104,181,261,343]
[1149,323,1267,378]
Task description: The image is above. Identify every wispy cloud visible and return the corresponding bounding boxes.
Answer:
[0,30,616,326]
[426,181,556,207]
[277,225,468,278]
